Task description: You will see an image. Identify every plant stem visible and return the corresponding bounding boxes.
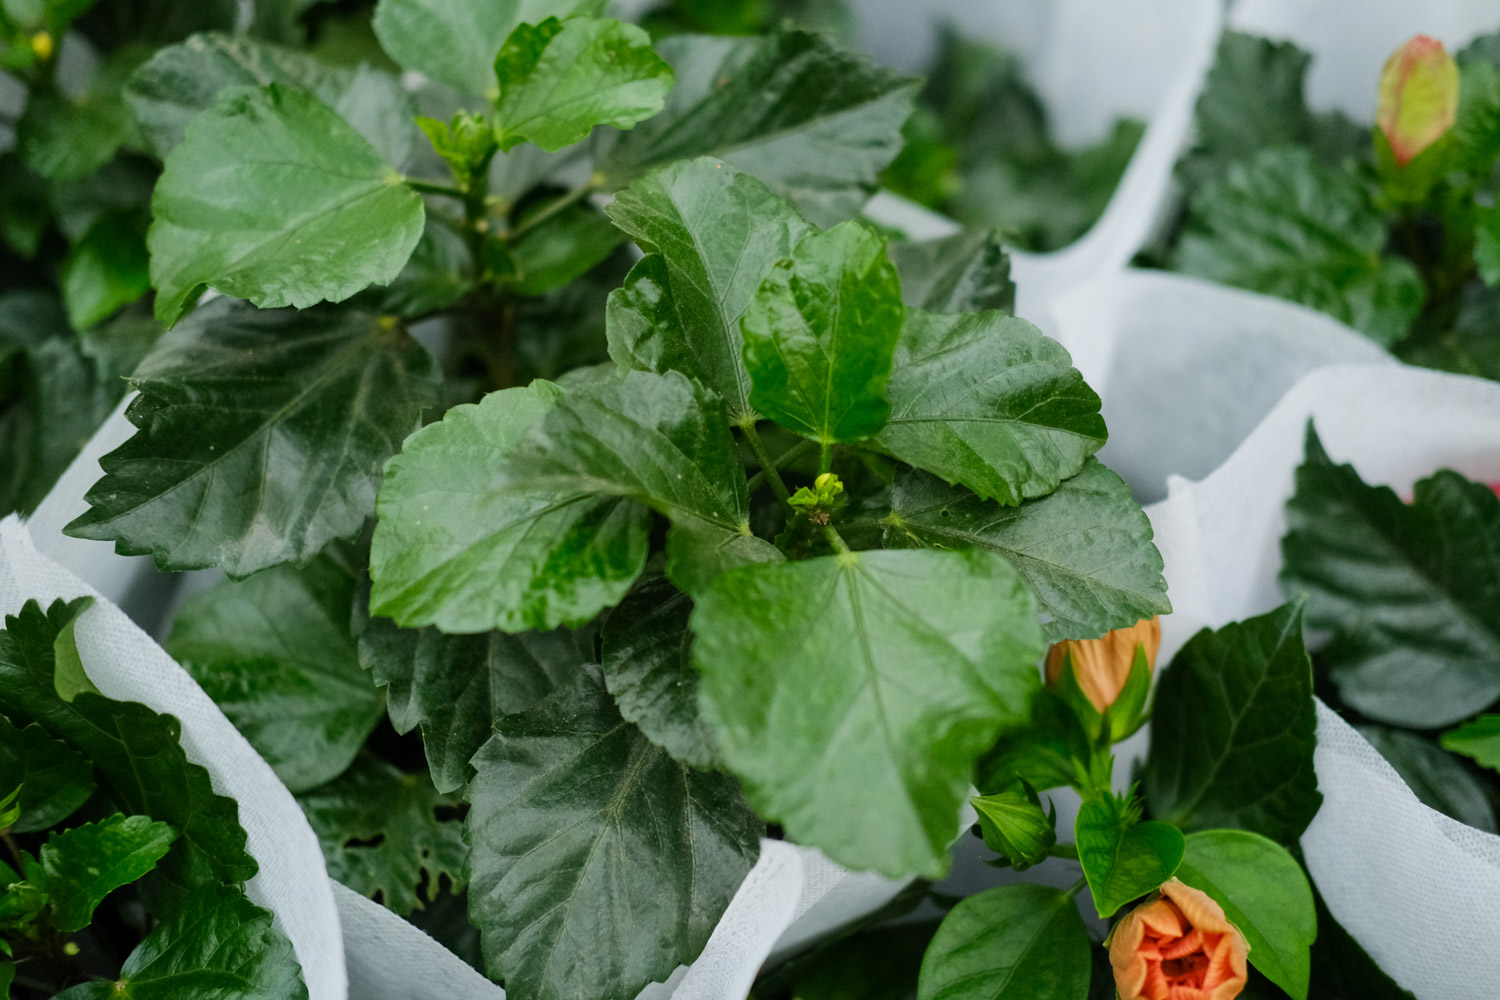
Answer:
[818,441,833,475]
[507,179,599,240]
[406,178,469,199]
[823,526,851,554]
[741,423,792,504]
[1064,876,1088,900]
[1047,843,1079,861]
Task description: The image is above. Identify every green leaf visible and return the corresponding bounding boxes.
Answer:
[0,0,99,34]
[167,558,384,794]
[971,785,1055,870]
[65,301,439,578]
[15,91,132,184]
[467,665,761,1000]
[51,883,307,1000]
[1280,426,1500,727]
[26,815,177,931]
[0,959,12,998]
[371,0,600,98]
[1176,829,1317,1000]
[693,547,1044,878]
[61,213,151,330]
[601,28,919,225]
[0,715,93,833]
[0,786,19,830]
[1478,206,1500,288]
[917,883,1091,1000]
[356,600,583,793]
[1173,148,1424,347]
[1075,792,1184,918]
[299,758,467,916]
[872,310,1106,505]
[741,221,904,444]
[70,0,236,45]
[147,82,424,327]
[605,157,814,424]
[369,380,652,633]
[492,15,673,153]
[1358,725,1495,832]
[127,32,416,165]
[887,229,1015,315]
[1442,713,1500,771]
[1143,602,1322,843]
[886,461,1169,641]
[360,213,474,319]
[51,596,99,704]
[507,200,622,296]
[599,577,714,769]
[0,599,256,892]
[975,688,1090,795]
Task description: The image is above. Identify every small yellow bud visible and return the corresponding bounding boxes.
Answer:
[31,31,53,61]
[1377,35,1459,167]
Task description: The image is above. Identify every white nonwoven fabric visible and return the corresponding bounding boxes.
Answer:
[1143,364,1500,1000]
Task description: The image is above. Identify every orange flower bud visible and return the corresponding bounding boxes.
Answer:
[1045,617,1160,714]
[1109,879,1249,1000]
[1377,35,1459,167]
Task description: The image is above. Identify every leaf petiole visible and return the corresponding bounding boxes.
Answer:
[1048,843,1080,861]
[405,178,469,200]
[823,526,852,554]
[507,178,601,240]
[741,423,793,504]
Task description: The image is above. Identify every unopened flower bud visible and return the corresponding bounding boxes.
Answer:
[1377,35,1459,167]
[1045,617,1160,714]
[1110,879,1249,1000]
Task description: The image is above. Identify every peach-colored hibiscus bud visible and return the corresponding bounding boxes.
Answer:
[1045,616,1160,714]
[1109,879,1249,1000]
[1377,35,1459,167]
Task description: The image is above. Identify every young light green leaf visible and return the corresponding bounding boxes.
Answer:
[493,15,673,153]
[148,83,424,327]
[1280,426,1500,727]
[886,462,1169,641]
[299,758,467,916]
[65,301,439,578]
[1075,792,1184,918]
[467,666,761,1000]
[1176,829,1317,1000]
[872,310,1105,505]
[50,596,99,704]
[167,558,384,793]
[741,221,904,445]
[605,157,814,423]
[917,884,1091,1000]
[971,785,1055,870]
[1443,714,1500,772]
[26,815,177,931]
[369,380,652,633]
[887,229,1015,315]
[1143,602,1322,843]
[600,29,919,225]
[693,548,1044,878]
[0,715,93,833]
[60,214,150,330]
[1359,725,1495,832]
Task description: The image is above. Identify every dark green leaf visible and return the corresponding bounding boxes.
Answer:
[917,883,1091,1000]
[1358,725,1495,833]
[1478,203,1500,287]
[1280,427,1500,727]
[299,758,467,916]
[1075,792,1183,918]
[27,814,177,931]
[1176,829,1316,1000]
[359,212,474,318]
[66,301,439,578]
[148,83,424,327]
[1,0,100,35]
[693,548,1044,878]
[167,558,384,793]
[975,688,1089,795]
[507,201,622,296]
[77,308,164,386]
[1143,602,1322,843]
[467,665,761,1000]
[886,461,1168,641]
[762,921,937,1000]
[369,380,652,633]
[60,213,150,330]
[1442,713,1500,771]
[873,310,1106,505]
[600,29,919,225]
[0,714,93,832]
[887,229,1015,315]
[75,0,236,45]
[605,157,814,424]
[741,221,903,445]
[599,577,714,769]
[971,785,1055,870]
[15,91,131,184]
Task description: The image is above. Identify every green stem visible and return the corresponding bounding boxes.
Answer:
[1064,876,1088,900]
[818,441,833,476]
[406,178,469,199]
[1047,843,1079,861]
[741,423,792,504]
[507,179,599,240]
[823,526,851,554]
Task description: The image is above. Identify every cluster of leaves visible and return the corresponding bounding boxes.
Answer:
[1156,29,1500,372]
[0,598,304,1000]
[882,25,1145,252]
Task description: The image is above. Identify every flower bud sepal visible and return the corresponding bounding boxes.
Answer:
[971,780,1057,871]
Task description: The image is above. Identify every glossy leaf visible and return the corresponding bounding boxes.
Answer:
[65,301,439,578]
[1143,602,1322,843]
[917,883,1090,1000]
[1280,427,1500,727]
[148,83,424,327]
[741,221,904,444]
[1442,714,1500,772]
[0,713,94,833]
[1359,725,1495,832]
[299,758,467,916]
[605,157,814,423]
[886,461,1168,641]
[693,548,1044,878]
[27,815,177,931]
[873,310,1106,505]
[1075,792,1184,918]
[1176,829,1317,1000]
[467,666,761,1000]
[167,558,384,793]
[60,214,150,330]
[369,380,652,633]
[887,229,1015,315]
[601,29,919,225]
